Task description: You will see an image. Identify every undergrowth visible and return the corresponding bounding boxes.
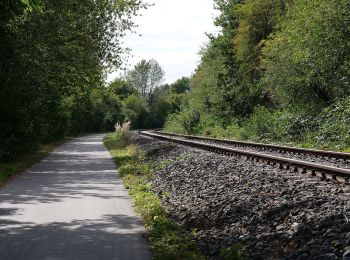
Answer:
[103,132,208,259]
[164,98,350,152]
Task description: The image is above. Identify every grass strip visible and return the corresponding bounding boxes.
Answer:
[104,132,206,259]
[0,138,70,186]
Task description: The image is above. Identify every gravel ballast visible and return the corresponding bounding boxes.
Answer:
[132,133,350,259]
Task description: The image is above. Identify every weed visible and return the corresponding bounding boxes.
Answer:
[103,132,207,259]
[219,244,243,260]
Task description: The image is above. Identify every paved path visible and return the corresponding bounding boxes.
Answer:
[0,134,151,260]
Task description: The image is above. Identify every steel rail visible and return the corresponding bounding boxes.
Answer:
[138,130,350,180]
[154,131,350,160]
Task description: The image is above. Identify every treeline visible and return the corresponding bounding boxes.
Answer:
[0,0,145,160]
[164,0,350,150]
[109,59,190,129]
[2,0,349,160]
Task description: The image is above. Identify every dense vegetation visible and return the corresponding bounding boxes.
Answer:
[2,0,350,159]
[164,0,350,151]
[109,66,190,130]
[0,0,146,160]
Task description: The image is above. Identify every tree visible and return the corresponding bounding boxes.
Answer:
[234,0,291,81]
[123,94,150,129]
[0,0,146,160]
[186,0,271,120]
[170,77,191,94]
[109,78,138,100]
[148,80,189,128]
[148,59,165,95]
[127,59,165,98]
[262,0,350,111]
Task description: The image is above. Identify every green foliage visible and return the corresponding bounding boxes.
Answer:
[109,79,137,100]
[0,0,146,160]
[3,0,350,158]
[262,0,350,110]
[0,163,20,184]
[119,162,150,176]
[193,115,225,136]
[187,0,273,120]
[108,62,187,130]
[234,0,290,81]
[236,101,350,150]
[219,244,243,260]
[239,106,284,141]
[170,77,190,94]
[164,109,200,134]
[123,94,150,129]
[164,0,350,152]
[149,89,187,128]
[109,72,190,129]
[127,59,165,98]
[163,114,186,134]
[313,98,350,150]
[103,133,206,259]
[190,43,223,116]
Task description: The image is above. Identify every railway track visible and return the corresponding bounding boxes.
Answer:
[138,130,350,182]
[155,131,350,170]
[156,130,350,160]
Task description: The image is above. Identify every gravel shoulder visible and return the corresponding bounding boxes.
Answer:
[133,133,350,259]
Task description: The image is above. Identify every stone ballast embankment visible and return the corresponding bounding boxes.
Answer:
[132,133,350,259]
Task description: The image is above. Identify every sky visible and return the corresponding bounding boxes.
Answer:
[108,0,219,84]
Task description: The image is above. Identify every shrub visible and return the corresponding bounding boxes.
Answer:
[313,98,350,150]
[123,94,150,129]
[163,114,185,134]
[277,112,317,143]
[262,0,350,110]
[164,109,200,134]
[240,106,284,141]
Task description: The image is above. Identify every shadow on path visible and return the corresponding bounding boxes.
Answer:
[0,134,151,260]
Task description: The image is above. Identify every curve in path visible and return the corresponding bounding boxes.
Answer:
[0,134,151,260]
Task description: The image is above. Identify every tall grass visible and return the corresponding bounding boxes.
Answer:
[114,121,131,144]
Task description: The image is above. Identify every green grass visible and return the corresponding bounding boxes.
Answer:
[104,132,207,259]
[0,139,69,185]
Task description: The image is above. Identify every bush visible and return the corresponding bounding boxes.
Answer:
[240,106,284,141]
[277,112,317,143]
[262,0,350,110]
[123,94,150,129]
[164,109,200,134]
[313,98,350,150]
[193,115,222,136]
[165,100,350,152]
[237,106,320,144]
[163,114,185,134]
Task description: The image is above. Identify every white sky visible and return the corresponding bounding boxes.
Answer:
[108,0,218,84]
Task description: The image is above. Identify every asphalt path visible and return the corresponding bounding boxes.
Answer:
[0,134,151,260]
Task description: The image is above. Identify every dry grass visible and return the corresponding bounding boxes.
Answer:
[114,122,121,132]
[115,121,131,143]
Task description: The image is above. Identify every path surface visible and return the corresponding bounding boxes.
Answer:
[0,134,151,260]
